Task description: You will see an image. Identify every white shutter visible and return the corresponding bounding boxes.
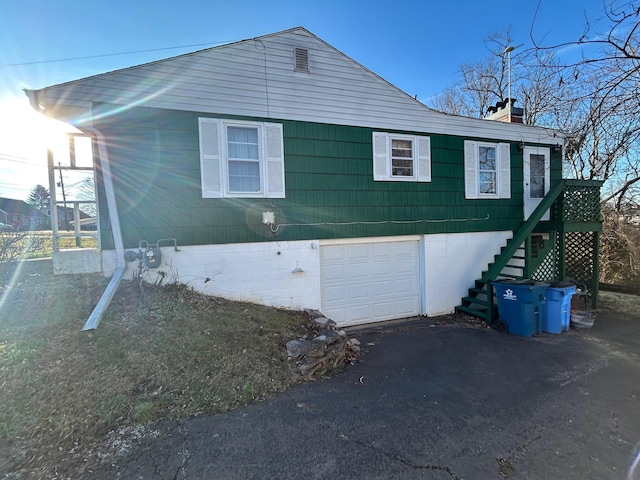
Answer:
[498,142,511,198]
[265,123,285,198]
[464,140,478,199]
[373,132,389,181]
[416,136,431,182]
[198,118,222,198]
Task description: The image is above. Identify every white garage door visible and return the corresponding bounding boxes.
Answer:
[320,239,421,327]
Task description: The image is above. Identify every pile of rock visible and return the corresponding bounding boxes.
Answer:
[286,311,360,377]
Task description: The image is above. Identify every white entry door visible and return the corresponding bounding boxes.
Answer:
[523,146,550,220]
[320,239,421,327]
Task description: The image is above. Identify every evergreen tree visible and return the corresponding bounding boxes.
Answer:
[27,185,50,211]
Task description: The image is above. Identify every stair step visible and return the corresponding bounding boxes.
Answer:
[462,296,489,307]
[455,305,490,321]
[495,253,526,262]
[505,264,524,270]
[482,272,526,282]
[469,287,487,296]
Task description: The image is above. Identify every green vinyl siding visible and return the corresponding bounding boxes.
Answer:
[94,104,561,249]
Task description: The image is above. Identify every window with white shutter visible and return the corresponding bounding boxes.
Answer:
[199,118,285,198]
[464,140,511,199]
[372,132,431,182]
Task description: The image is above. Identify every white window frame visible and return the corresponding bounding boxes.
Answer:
[199,118,285,199]
[372,132,431,182]
[464,140,510,199]
[224,121,264,196]
[478,144,498,196]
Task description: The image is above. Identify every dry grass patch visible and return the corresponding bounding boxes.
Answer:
[0,272,312,477]
[598,290,640,318]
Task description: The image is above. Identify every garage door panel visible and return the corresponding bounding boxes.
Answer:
[373,260,392,275]
[350,282,370,300]
[322,264,345,281]
[395,241,415,255]
[349,262,369,279]
[373,301,393,319]
[397,297,420,316]
[350,305,371,322]
[373,279,393,295]
[395,258,416,274]
[323,285,347,303]
[322,245,346,263]
[321,240,421,326]
[323,306,347,320]
[348,245,370,260]
[396,277,416,294]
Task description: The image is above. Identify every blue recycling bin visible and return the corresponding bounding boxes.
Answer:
[493,280,549,337]
[542,284,577,333]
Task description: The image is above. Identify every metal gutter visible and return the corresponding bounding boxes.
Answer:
[82,126,126,330]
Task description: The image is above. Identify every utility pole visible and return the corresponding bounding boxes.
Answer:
[57,162,69,230]
[504,44,521,122]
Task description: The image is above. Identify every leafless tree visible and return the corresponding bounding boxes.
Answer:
[430,29,513,118]
[431,2,640,287]
[531,0,640,209]
[0,231,47,277]
[429,27,567,126]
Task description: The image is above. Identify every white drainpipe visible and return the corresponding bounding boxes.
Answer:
[82,126,126,330]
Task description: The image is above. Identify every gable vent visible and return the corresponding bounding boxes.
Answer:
[294,47,309,72]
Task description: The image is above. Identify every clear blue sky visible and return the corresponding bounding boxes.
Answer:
[0,0,607,200]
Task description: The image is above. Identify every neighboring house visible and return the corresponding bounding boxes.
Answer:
[25,27,602,327]
[54,205,94,230]
[0,197,44,229]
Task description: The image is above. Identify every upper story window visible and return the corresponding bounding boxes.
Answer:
[464,140,511,199]
[198,118,285,199]
[372,132,431,182]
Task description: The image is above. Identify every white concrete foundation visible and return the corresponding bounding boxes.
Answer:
[53,248,102,274]
[97,231,511,321]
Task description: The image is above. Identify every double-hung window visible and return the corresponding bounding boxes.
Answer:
[372,132,431,182]
[227,126,260,193]
[464,140,511,199]
[391,138,414,177]
[198,118,285,198]
[478,145,497,195]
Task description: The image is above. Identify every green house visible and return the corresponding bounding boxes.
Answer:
[26,27,602,328]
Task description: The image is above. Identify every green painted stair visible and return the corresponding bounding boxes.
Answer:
[455,181,566,324]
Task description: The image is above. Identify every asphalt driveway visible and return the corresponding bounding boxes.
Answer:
[93,310,640,479]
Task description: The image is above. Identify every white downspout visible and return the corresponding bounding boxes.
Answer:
[82,126,126,330]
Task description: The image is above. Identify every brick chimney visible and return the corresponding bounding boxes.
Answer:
[485,98,524,124]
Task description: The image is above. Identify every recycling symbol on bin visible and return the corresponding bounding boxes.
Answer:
[503,288,517,301]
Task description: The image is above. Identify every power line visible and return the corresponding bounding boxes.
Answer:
[0,154,46,167]
[0,41,234,67]
[0,152,30,161]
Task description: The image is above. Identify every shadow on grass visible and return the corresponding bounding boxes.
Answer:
[0,271,313,477]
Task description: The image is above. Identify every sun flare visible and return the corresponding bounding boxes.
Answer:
[0,97,76,157]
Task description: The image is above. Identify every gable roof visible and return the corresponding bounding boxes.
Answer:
[0,197,35,215]
[27,27,561,144]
